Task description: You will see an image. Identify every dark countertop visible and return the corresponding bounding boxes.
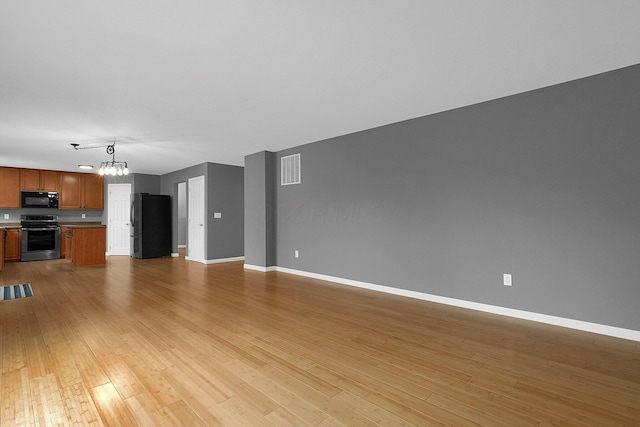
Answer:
[60,222,106,229]
[0,223,21,228]
[0,222,106,229]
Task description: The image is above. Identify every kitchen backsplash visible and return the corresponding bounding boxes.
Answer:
[0,208,104,223]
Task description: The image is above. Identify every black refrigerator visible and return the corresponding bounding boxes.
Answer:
[130,193,172,259]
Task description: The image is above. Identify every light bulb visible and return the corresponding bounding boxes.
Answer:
[123,167,129,175]
[98,166,104,175]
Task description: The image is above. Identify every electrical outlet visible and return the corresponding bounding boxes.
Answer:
[294,250,299,258]
[503,273,512,287]
[81,213,86,219]
[3,213,9,220]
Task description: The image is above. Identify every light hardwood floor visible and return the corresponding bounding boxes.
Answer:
[1,256,639,426]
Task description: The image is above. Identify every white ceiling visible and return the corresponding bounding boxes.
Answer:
[1,1,640,175]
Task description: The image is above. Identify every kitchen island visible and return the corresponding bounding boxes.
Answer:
[61,223,106,267]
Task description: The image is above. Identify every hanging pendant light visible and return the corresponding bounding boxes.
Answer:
[97,143,129,176]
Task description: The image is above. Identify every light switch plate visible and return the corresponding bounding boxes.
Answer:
[214,212,222,219]
[503,273,512,287]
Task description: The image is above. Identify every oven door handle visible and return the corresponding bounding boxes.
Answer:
[22,227,60,231]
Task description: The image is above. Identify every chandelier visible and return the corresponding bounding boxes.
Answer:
[71,142,129,176]
[98,143,129,176]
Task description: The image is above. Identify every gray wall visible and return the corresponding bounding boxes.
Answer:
[207,163,244,259]
[133,174,161,194]
[103,173,160,196]
[160,162,244,260]
[0,208,103,224]
[265,64,640,331]
[244,151,276,267]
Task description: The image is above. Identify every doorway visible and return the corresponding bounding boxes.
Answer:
[107,183,132,256]
[177,182,187,248]
[177,182,187,258]
[187,175,205,263]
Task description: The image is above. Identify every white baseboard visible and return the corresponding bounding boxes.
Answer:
[184,256,243,264]
[178,245,186,248]
[205,256,245,265]
[244,264,277,272]
[171,253,179,258]
[273,266,640,342]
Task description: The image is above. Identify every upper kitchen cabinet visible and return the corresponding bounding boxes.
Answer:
[59,172,104,210]
[0,167,21,208]
[20,169,60,192]
[82,174,104,209]
[59,173,81,208]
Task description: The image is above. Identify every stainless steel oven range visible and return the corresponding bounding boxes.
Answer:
[21,214,61,261]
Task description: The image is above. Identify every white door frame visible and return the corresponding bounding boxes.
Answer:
[107,183,132,256]
[177,182,187,249]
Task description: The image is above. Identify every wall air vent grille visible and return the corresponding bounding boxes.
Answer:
[281,153,301,185]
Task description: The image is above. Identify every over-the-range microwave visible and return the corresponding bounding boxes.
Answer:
[21,191,59,209]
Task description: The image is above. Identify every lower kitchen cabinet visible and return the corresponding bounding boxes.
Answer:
[5,227,21,262]
[60,227,71,259]
[0,230,5,271]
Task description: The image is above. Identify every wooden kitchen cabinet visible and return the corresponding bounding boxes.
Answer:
[59,172,104,210]
[65,232,72,260]
[82,174,104,209]
[20,169,60,191]
[0,167,21,208]
[0,230,5,271]
[5,227,21,262]
[2,166,103,210]
[59,172,81,209]
[68,227,106,267]
[60,226,71,259]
